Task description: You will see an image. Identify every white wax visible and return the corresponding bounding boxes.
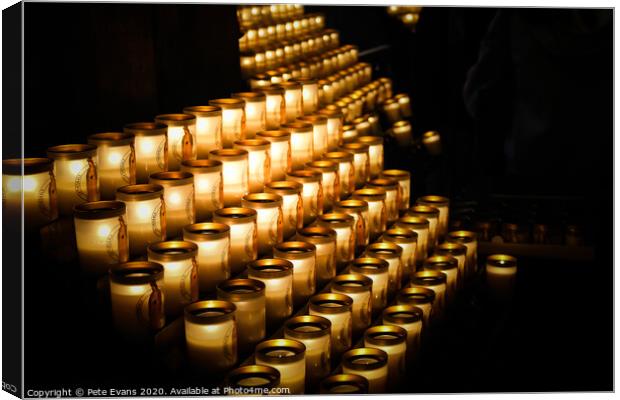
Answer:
[365,199,386,239]
[383,319,422,361]
[153,258,195,316]
[122,197,162,257]
[411,282,446,320]
[218,157,249,207]
[245,148,270,193]
[195,115,222,158]
[311,123,328,160]
[486,262,517,301]
[352,152,369,188]
[268,140,290,181]
[248,273,292,327]
[333,225,355,264]
[161,183,195,238]
[3,171,54,229]
[225,295,266,353]
[384,239,416,278]
[222,108,245,147]
[110,279,164,339]
[74,216,122,275]
[254,207,282,256]
[325,117,342,149]
[276,255,316,305]
[368,144,384,178]
[283,332,330,386]
[191,170,222,221]
[337,161,353,197]
[185,317,237,371]
[298,181,321,225]
[319,171,338,211]
[257,355,305,394]
[97,145,133,200]
[227,221,257,275]
[332,288,372,333]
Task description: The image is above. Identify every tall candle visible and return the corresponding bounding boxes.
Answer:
[179,160,222,221]
[318,79,334,106]
[124,122,168,183]
[209,98,246,148]
[242,193,283,256]
[280,81,303,122]
[381,170,411,211]
[154,114,197,171]
[331,274,373,335]
[367,178,401,224]
[382,305,422,362]
[323,151,355,198]
[295,226,337,287]
[257,85,286,129]
[233,139,271,193]
[298,115,328,159]
[255,339,306,394]
[305,160,339,212]
[350,257,389,314]
[232,92,267,139]
[213,207,257,276]
[282,121,313,170]
[316,212,355,266]
[395,216,430,266]
[309,293,353,357]
[183,222,230,294]
[256,130,291,181]
[406,205,439,252]
[208,149,249,207]
[352,188,387,241]
[148,171,195,238]
[284,315,332,387]
[264,180,303,239]
[182,106,223,158]
[286,169,323,225]
[340,143,369,189]
[365,242,403,296]
[248,259,294,328]
[423,255,459,304]
[274,241,316,307]
[396,287,435,328]
[392,120,413,147]
[363,325,407,386]
[356,136,383,179]
[446,230,478,281]
[341,348,388,394]
[434,242,467,291]
[318,108,344,150]
[225,365,280,395]
[333,199,369,254]
[410,270,447,320]
[416,195,450,239]
[381,228,417,282]
[485,254,518,302]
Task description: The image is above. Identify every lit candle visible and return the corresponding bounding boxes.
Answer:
[331,274,373,335]
[2,158,58,229]
[248,259,294,327]
[282,121,313,170]
[434,242,467,291]
[208,98,246,148]
[182,106,223,158]
[309,293,353,357]
[256,130,291,181]
[353,116,372,137]
[233,139,271,194]
[240,50,257,78]
[341,124,359,144]
[380,169,411,211]
[148,171,195,238]
[406,205,440,252]
[184,300,237,372]
[116,184,165,257]
[264,180,303,239]
[350,257,390,314]
[179,160,222,221]
[280,81,303,122]
[367,178,401,224]
[340,143,369,189]
[395,216,429,266]
[352,188,387,241]
[318,108,344,150]
[394,93,412,117]
[284,315,332,387]
[381,228,417,281]
[446,230,478,281]
[242,193,283,256]
[225,365,280,395]
[274,241,316,306]
[286,169,323,225]
[295,226,337,287]
[391,121,413,147]
[297,115,328,159]
[382,305,422,362]
[485,254,518,302]
[250,73,273,91]
[123,122,168,183]
[213,207,257,276]
[305,160,339,212]
[341,348,388,394]
[317,79,334,106]
[397,287,435,328]
[323,151,355,198]
[217,278,266,355]
[291,77,319,115]
[255,339,306,394]
[416,195,450,239]
[320,374,369,394]
[333,199,369,254]
[46,144,99,215]
[363,325,407,386]
[183,222,230,294]
[410,270,447,320]
[316,212,355,267]
[365,242,403,296]
[257,85,286,129]
[232,92,267,139]
[74,201,129,275]
[382,98,401,124]
[208,149,249,207]
[154,114,197,171]
[109,261,165,340]
[379,77,393,98]
[89,132,135,198]
[423,255,459,304]
[356,136,383,179]
[422,130,442,156]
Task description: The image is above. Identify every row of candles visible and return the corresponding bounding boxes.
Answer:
[237,4,305,29]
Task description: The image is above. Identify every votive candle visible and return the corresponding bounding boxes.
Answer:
[265,180,303,239]
[309,293,353,356]
[257,130,291,181]
[248,259,294,327]
[154,114,197,171]
[242,193,283,256]
[208,149,249,206]
[341,348,388,394]
[124,122,168,183]
[234,139,271,193]
[182,106,223,158]
[352,188,387,241]
[350,257,390,313]
[283,121,314,170]
[331,274,373,334]
[333,199,369,253]
[149,171,195,238]
[367,178,401,224]
[423,255,459,303]
[397,287,435,328]
[295,226,337,287]
[286,169,323,225]
[305,160,339,212]
[232,92,267,139]
[395,216,429,266]
[284,315,332,387]
[363,325,407,386]
[316,212,356,266]
[209,98,246,148]
[183,222,230,294]
[323,151,355,198]
[356,136,384,179]
[364,242,403,296]
[274,241,317,307]
[381,169,411,210]
[213,207,257,276]
[410,270,447,320]
[255,339,306,394]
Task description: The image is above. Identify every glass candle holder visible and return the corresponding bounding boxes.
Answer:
[397,287,435,328]
[297,115,328,159]
[341,124,359,144]
[217,278,266,355]
[255,339,306,394]
[295,226,337,287]
[274,241,317,306]
[264,180,303,239]
[394,93,412,117]
[74,201,129,275]
[280,81,303,122]
[240,50,257,77]
[182,106,223,158]
[154,114,197,171]
[395,216,430,266]
[323,151,355,198]
[353,116,372,137]
[416,195,450,239]
[148,171,195,238]
[232,92,267,139]
[286,170,323,225]
[124,122,168,183]
[46,144,99,215]
[485,254,518,302]
[2,158,58,229]
[340,143,369,188]
[179,160,223,221]
[256,130,291,181]
[88,133,136,200]
[248,259,294,327]
[213,207,257,276]
[350,257,389,313]
[109,261,165,339]
[242,193,283,256]
[257,85,286,129]
[316,212,355,266]
[365,242,404,296]
[148,240,199,316]
[317,79,333,106]
[209,98,246,148]
[356,136,383,179]
[407,205,440,252]
[367,178,401,224]
[382,98,401,124]
[333,199,370,253]
[305,160,339,212]
[184,300,237,372]
[423,255,459,304]
[381,170,411,211]
[422,130,442,156]
[208,149,249,207]
[284,315,332,387]
[318,108,344,150]
[363,325,407,386]
[341,348,388,394]
[234,139,271,193]
[352,188,387,241]
[183,222,230,294]
[381,228,417,281]
[434,242,467,291]
[282,121,314,170]
[382,305,422,362]
[309,293,353,356]
[320,374,369,394]
[447,230,478,280]
[116,184,165,257]
[225,365,280,395]
[292,78,319,115]
[331,274,373,334]
[410,271,447,320]
[392,121,413,147]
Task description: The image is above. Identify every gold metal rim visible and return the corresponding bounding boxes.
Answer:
[342,347,388,371]
[2,158,53,175]
[109,261,163,285]
[149,171,194,187]
[208,98,245,109]
[209,148,249,162]
[352,188,387,200]
[154,113,196,127]
[234,139,271,151]
[323,151,354,163]
[213,207,257,224]
[248,258,294,278]
[350,257,389,274]
[148,240,198,261]
[73,200,126,219]
[183,222,230,241]
[273,241,316,260]
[232,92,266,102]
[46,144,97,160]
[286,169,322,183]
[487,254,517,268]
[184,300,236,325]
[180,159,222,172]
[226,365,280,390]
[182,105,222,117]
[255,339,306,364]
[435,242,467,256]
[88,132,135,146]
[296,226,337,244]
[365,242,403,257]
[305,160,338,172]
[382,304,423,324]
[242,193,283,208]
[257,130,291,142]
[368,178,399,190]
[317,212,354,228]
[320,374,369,394]
[116,184,164,201]
[309,292,353,314]
[364,325,407,346]
[217,278,266,301]
[411,270,447,286]
[383,228,418,243]
[265,180,303,194]
[331,274,373,293]
[123,122,167,136]
[397,287,436,305]
[284,315,331,339]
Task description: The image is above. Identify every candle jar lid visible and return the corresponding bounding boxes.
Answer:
[208,98,245,109]
[331,274,373,293]
[73,200,126,219]
[334,199,369,213]
[356,136,383,146]
[407,205,440,218]
[364,325,407,346]
[411,270,447,287]
[149,171,194,186]
[320,374,369,394]
[265,180,303,195]
[232,92,267,103]
[248,258,294,278]
[381,169,410,180]
[217,278,266,301]
[342,347,388,371]
[297,114,327,125]
[242,193,283,208]
[416,195,449,207]
[286,169,322,183]
[382,304,423,324]
[88,132,135,147]
[396,216,430,229]
[183,222,230,241]
[116,184,164,201]
[284,315,331,339]
[317,212,354,228]
[318,108,344,119]
[274,241,316,260]
[383,228,418,244]
[209,148,249,162]
[257,85,285,95]
[435,242,467,257]
[148,240,198,261]
[365,242,403,258]
[257,130,291,142]
[296,226,337,244]
[447,230,477,244]
[226,365,281,390]
[3,158,53,175]
[47,144,97,160]
[109,261,164,285]
[424,255,458,272]
[213,207,257,224]
[350,257,389,274]
[368,178,399,190]
[352,188,387,201]
[323,151,354,163]
[305,160,338,173]
[124,122,168,137]
[397,287,436,305]
[486,254,517,268]
[180,159,223,173]
[255,338,306,364]
[154,113,196,127]
[184,300,236,325]
[234,139,271,151]
[278,81,302,90]
[309,292,353,314]
[182,105,222,117]
[340,142,369,154]
[281,121,313,133]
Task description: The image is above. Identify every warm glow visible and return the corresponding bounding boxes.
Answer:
[69,160,85,175]
[7,177,22,192]
[168,192,182,205]
[108,152,123,164]
[98,225,111,238]
[136,203,151,220]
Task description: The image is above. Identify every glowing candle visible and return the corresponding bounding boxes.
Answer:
[225,365,280,395]
[323,151,355,198]
[248,259,294,327]
[284,315,332,387]
[209,98,246,148]
[446,230,478,281]
[240,50,257,78]
[331,274,373,334]
[340,143,369,189]
[397,287,435,328]
[257,85,286,129]
[109,261,165,340]
[350,257,389,313]
[46,144,99,215]
[286,170,323,225]
[280,81,303,122]
[416,195,450,239]
[379,77,393,99]
[422,130,442,156]
[242,193,283,256]
[274,241,316,306]
[123,122,168,183]
[356,136,383,179]
[208,149,249,207]
[382,98,401,124]
[353,116,372,137]
[213,207,257,276]
[407,205,439,252]
[367,178,400,224]
[394,93,412,117]
[74,201,129,275]
[423,255,459,303]
[282,121,313,170]
[297,115,328,159]
[341,124,359,144]
[319,106,344,150]
[309,293,353,357]
[363,325,407,386]
[318,79,334,107]
[295,226,336,287]
[395,216,430,266]
[232,140,271,194]
[380,169,411,211]
[410,270,447,320]
[183,222,230,294]
[184,300,237,372]
[148,171,195,238]
[182,106,222,158]
[2,158,58,229]
[341,348,388,394]
[381,228,417,281]
[154,114,197,171]
[365,242,403,296]
[256,130,291,181]
[264,180,303,239]
[232,92,266,139]
[485,254,518,302]
[250,73,273,90]
[255,339,306,394]
[291,78,319,115]
[392,121,413,147]
[305,160,339,212]
[382,305,422,362]
[320,374,369,394]
[352,188,387,241]
[434,242,467,291]
[333,199,369,254]
[315,214,355,268]
[179,160,222,221]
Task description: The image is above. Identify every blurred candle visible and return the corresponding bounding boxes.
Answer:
[394,93,412,117]
[395,216,430,266]
[182,106,222,158]
[382,305,422,362]
[381,170,411,211]
[149,171,195,238]
[298,114,328,159]
[124,122,168,183]
[283,121,313,170]
[232,92,267,139]
[365,242,403,296]
[422,130,442,156]
[341,348,388,394]
[381,228,417,281]
[350,257,390,313]
[353,116,372,137]
[392,121,413,147]
[423,255,459,303]
[154,114,197,171]
[410,271,447,320]
[208,149,249,207]
[255,339,306,394]
[292,78,319,115]
[323,151,355,198]
[447,230,478,280]
[258,85,286,129]
[318,108,344,150]
[367,178,401,224]
[356,136,383,179]
[257,130,291,181]
[286,169,323,225]
[363,325,407,386]
[320,374,369,395]
[264,180,303,239]
[317,213,355,266]
[331,274,373,334]
[407,205,440,252]
[333,199,369,253]
[280,81,303,122]
[274,241,316,306]
[242,193,283,256]
[485,254,518,302]
[352,188,387,241]
[296,226,337,287]
[284,315,332,387]
[225,365,280,395]
[305,160,339,212]
[416,195,450,239]
[397,287,435,328]
[434,242,467,290]
[340,143,369,188]
[234,139,271,193]
[180,160,222,221]
[213,207,257,276]
[248,259,294,327]
[382,98,401,124]
[341,124,358,144]
[183,222,230,294]
[209,98,246,148]
[309,293,353,357]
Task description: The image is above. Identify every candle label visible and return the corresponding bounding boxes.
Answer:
[73,159,95,201]
[104,222,122,262]
[182,126,194,161]
[210,175,223,209]
[119,147,134,184]
[361,295,372,326]
[223,323,237,364]
[269,208,284,244]
[86,157,99,201]
[47,170,58,220]
[295,194,304,229]
[160,136,168,171]
[152,200,163,238]
[262,151,271,186]
[117,216,129,263]
[347,164,355,193]
[185,186,195,223]
[180,260,198,303]
[355,212,367,248]
[135,281,165,331]
[244,222,258,260]
[37,176,53,219]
